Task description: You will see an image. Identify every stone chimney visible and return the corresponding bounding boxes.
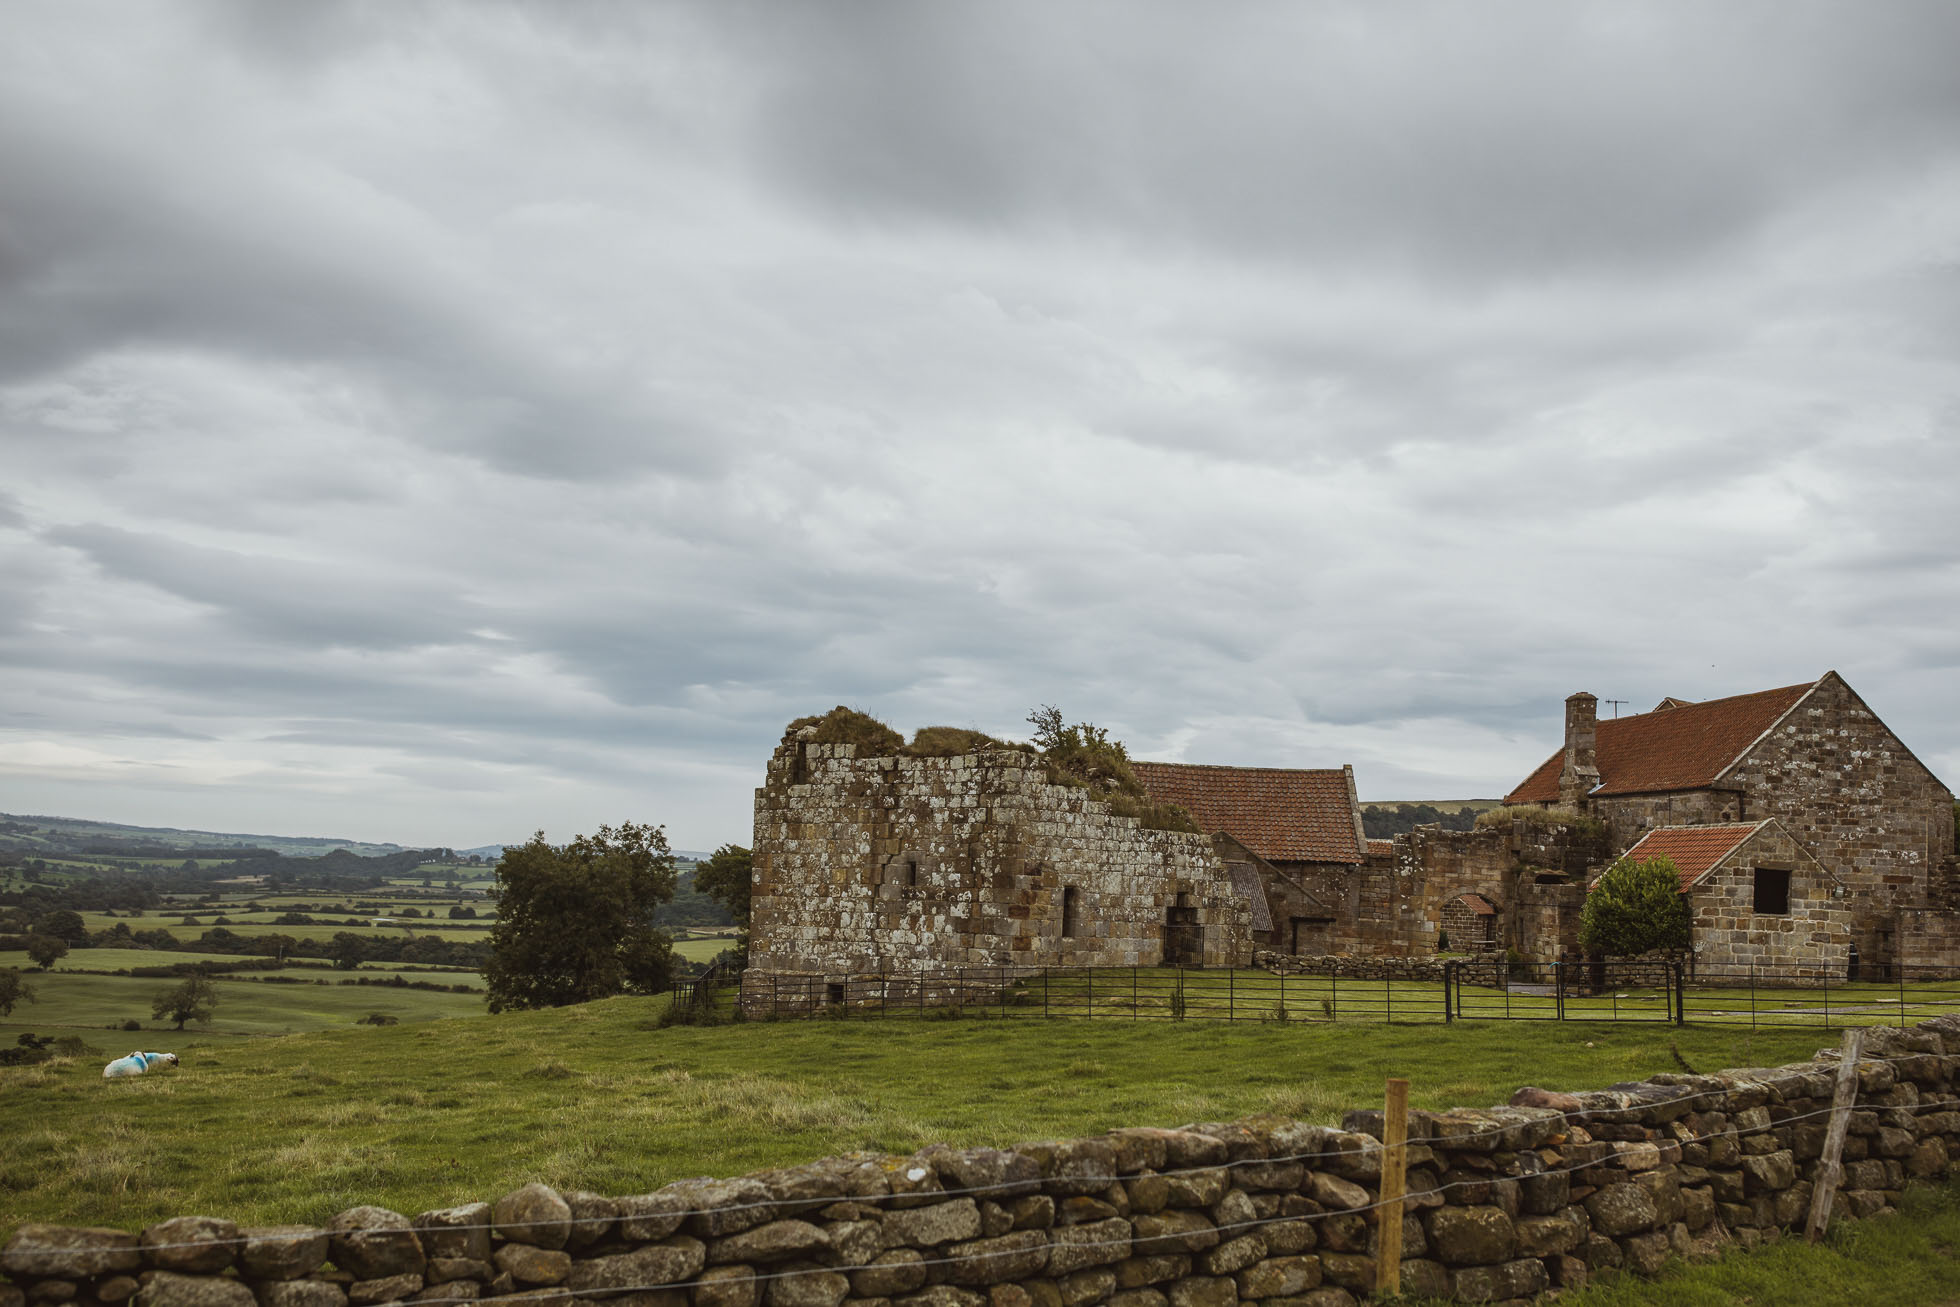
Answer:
[1558,691,1600,809]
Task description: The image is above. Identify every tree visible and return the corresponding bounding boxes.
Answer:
[1579,856,1692,956]
[0,968,34,1017]
[484,822,678,1012]
[24,934,68,971]
[151,974,218,1029]
[693,844,753,931]
[38,909,88,945]
[331,932,368,971]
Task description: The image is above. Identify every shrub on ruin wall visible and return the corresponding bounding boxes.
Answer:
[1028,706,1199,834]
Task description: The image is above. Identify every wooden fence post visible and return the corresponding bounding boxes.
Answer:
[1376,1078,1410,1295]
[1805,1027,1866,1242]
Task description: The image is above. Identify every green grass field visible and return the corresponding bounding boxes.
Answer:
[1,969,484,1046]
[1,949,481,985]
[0,998,1836,1236]
[1556,1183,1960,1306]
[74,912,493,944]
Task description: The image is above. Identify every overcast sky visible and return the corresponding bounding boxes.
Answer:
[4,2,1958,852]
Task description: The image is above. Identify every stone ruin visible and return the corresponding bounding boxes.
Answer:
[744,726,1255,1012]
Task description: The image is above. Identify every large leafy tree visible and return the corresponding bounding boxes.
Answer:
[485,822,679,1012]
[24,934,67,971]
[37,910,88,945]
[151,974,218,1029]
[1580,855,1692,956]
[692,844,753,932]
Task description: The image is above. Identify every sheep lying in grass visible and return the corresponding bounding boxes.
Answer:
[103,1051,178,1079]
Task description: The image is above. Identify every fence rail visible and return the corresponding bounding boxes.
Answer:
[742,964,1452,1023]
[728,960,1960,1029]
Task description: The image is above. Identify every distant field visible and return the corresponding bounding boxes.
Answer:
[0,969,483,1045]
[0,999,1837,1235]
[672,937,736,964]
[75,912,492,945]
[3,948,282,972]
[0,949,478,986]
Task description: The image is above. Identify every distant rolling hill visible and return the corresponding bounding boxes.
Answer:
[0,811,408,859]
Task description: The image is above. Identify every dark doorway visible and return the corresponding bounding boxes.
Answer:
[1061,886,1080,938]
[1289,917,1334,955]
[1164,892,1201,965]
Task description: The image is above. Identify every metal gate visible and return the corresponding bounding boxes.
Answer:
[1447,958,1682,1023]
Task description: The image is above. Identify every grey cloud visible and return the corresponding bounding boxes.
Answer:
[2,2,1958,847]
[722,2,1960,277]
[42,523,481,650]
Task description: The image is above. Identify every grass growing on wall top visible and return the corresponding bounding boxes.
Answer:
[1474,803,1609,840]
[1,998,1833,1236]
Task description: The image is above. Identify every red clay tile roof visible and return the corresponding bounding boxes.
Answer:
[1366,838,1395,857]
[1454,892,1498,915]
[1132,761,1364,864]
[1610,822,1766,891]
[1506,681,1816,803]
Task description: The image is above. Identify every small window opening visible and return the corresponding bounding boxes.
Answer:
[1061,886,1080,938]
[1753,868,1791,915]
[906,859,919,889]
[825,982,845,1006]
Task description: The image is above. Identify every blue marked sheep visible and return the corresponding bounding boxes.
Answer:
[103,1051,179,1078]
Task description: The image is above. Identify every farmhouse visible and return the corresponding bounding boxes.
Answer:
[1505,672,1957,971]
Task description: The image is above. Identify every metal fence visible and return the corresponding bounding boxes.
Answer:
[729,960,1960,1029]
[741,964,1452,1023]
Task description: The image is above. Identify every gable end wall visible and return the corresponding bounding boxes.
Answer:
[1719,673,1955,953]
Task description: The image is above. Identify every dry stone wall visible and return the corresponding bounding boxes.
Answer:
[13,1020,1960,1307]
[747,735,1253,1003]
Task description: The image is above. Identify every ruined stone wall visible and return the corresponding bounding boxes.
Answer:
[1511,881,1586,964]
[1294,829,1579,963]
[1720,674,1957,965]
[747,737,1254,997]
[12,1022,1960,1307]
[1688,825,1851,977]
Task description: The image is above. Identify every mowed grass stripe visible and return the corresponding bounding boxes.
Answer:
[0,998,1833,1235]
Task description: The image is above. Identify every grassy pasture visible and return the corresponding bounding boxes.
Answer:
[672,937,735,964]
[0,998,1835,1235]
[78,915,492,945]
[5,948,285,972]
[0,969,484,1045]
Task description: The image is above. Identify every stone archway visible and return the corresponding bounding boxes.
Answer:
[1442,892,1499,951]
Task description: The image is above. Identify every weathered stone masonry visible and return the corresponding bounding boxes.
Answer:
[12,1019,1960,1307]
[746,730,1255,1009]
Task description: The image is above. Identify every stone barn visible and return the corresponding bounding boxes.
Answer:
[1129,762,1366,955]
[1507,671,1956,971]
